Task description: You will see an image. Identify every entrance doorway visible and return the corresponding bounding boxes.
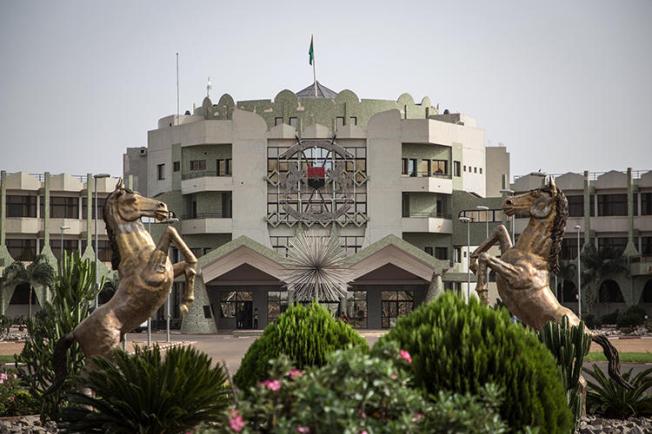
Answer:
[236,300,253,329]
[218,290,255,330]
[381,290,415,329]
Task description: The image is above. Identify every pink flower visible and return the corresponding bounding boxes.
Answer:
[261,379,282,392]
[288,368,303,380]
[399,349,412,364]
[360,431,368,434]
[296,426,310,433]
[0,372,8,384]
[228,408,245,432]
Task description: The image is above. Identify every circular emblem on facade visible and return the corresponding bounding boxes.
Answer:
[266,137,368,227]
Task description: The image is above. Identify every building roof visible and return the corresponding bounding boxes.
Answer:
[296,81,338,99]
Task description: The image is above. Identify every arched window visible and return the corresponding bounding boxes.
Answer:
[640,280,652,303]
[558,281,577,303]
[598,280,625,303]
[9,282,37,305]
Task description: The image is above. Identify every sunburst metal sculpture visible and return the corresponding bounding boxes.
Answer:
[284,232,349,302]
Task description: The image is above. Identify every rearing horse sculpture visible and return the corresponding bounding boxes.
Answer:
[48,180,198,392]
[470,177,629,387]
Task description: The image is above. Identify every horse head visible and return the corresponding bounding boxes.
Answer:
[104,178,171,225]
[502,177,559,220]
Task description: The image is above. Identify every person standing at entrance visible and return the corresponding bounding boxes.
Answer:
[253,308,259,329]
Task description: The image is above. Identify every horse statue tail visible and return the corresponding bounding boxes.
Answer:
[44,332,76,395]
[591,334,632,389]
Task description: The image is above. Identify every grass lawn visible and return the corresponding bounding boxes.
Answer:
[0,354,16,364]
[585,351,652,363]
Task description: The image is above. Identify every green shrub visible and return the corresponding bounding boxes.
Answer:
[380,293,573,433]
[15,252,98,420]
[233,302,366,391]
[0,314,11,338]
[600,310,619,325]
[617,305,647,329]
[538,316,591,430]
[227,341,507,434]
[0,369,40,416]
[59,345,231,434]
[585,365,652,418]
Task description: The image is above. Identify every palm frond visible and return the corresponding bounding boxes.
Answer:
[284,232,349,302]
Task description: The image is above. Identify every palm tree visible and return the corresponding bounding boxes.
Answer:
[580,244,628,314]
[1,255,55,319]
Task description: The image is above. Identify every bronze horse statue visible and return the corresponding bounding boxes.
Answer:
[470,177,629,387]
[48,180,198,392]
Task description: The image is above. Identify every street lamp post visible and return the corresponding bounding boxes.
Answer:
[93,173,111,309]
[500,189,516,242]
[575,224,582,320]
[59,225,70,260]
[459,216,472,301]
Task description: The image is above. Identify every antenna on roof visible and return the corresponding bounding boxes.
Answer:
[207,77,212,98]
[176,52,180,126]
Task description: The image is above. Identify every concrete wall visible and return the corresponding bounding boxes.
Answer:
[485,146,510,197]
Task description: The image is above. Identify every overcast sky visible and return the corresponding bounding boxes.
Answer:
[1,0,651,179]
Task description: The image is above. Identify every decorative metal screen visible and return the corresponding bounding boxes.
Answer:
[266,137,368,227]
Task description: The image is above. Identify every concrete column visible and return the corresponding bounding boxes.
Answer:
[180,277,218,334]
[624,168,639,257]
[43,172,50,246]
[127,175,134,190]
[583,171,592,249]
[0,170,6,247]
[85,174,92,248]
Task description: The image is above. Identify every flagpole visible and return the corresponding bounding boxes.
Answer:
[312,35,317,97]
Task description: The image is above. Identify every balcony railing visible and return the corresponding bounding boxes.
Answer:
[182,212,231,219]
[181,171,232,180]
[403,172,452,179]
[407,212,452,219]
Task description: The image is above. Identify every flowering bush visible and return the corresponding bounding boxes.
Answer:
[214,341,508,434]
[0,369,40,416]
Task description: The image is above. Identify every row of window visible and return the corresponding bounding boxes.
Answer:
[463,164,483,174]
[5,195,107,219]
[424,246,448,260]
[272,116,359,128]
[158,158,233,180]
[401,158,449,177]
[5,238,112,262]
[566,193,652,217]
[270,235,364,257]
[559,237,652,259]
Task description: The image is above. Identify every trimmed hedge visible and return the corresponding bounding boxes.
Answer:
[380,293,573,433]
[233,302,366,391]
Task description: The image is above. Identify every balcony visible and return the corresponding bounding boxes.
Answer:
[181,213,233,234]
[630,257,652,276]
[5,217,40,235]
[181,173,233,195]
[402,215,453,233]
[400,175,452,194]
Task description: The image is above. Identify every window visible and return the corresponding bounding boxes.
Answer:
[6,239,36,261]
[560,237,584,260]
[82,197,106,219]
[402,193,410,217]
[221,192,232,218]
[599,280,624,303]
[289,117,298,128]
[350,291,367,328]
[81,239,112,262]
[454,247,462,263]
[473,167,477,173]
[434,247,448,260]
[407,159,417,177]
[401,158,408,175]
[597,194,627,216]
[479,167,483,174]
[190,160,206,171]
[418,159,430,176]
[642,237,652,256]
[336,117,345,127]
[463,165,467,172]
[268,291,289,323]
[381,290,414,329]
[48,196,79,218]
[641,193,652,215]
[274,117,284,126]
[349,116,358,126]
[217,159,232,176]
[501,174,506,189]
[454,161,461,177]
[173,161,180,172]
[6,195,37,217]
[50,239,78,260]
[431,160,448,176]
[598,237,628,254]
[157,163,165,180]
[567,196,584,217]
[424,246,434,256]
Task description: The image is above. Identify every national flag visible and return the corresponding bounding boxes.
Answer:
[309,36,314,65]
